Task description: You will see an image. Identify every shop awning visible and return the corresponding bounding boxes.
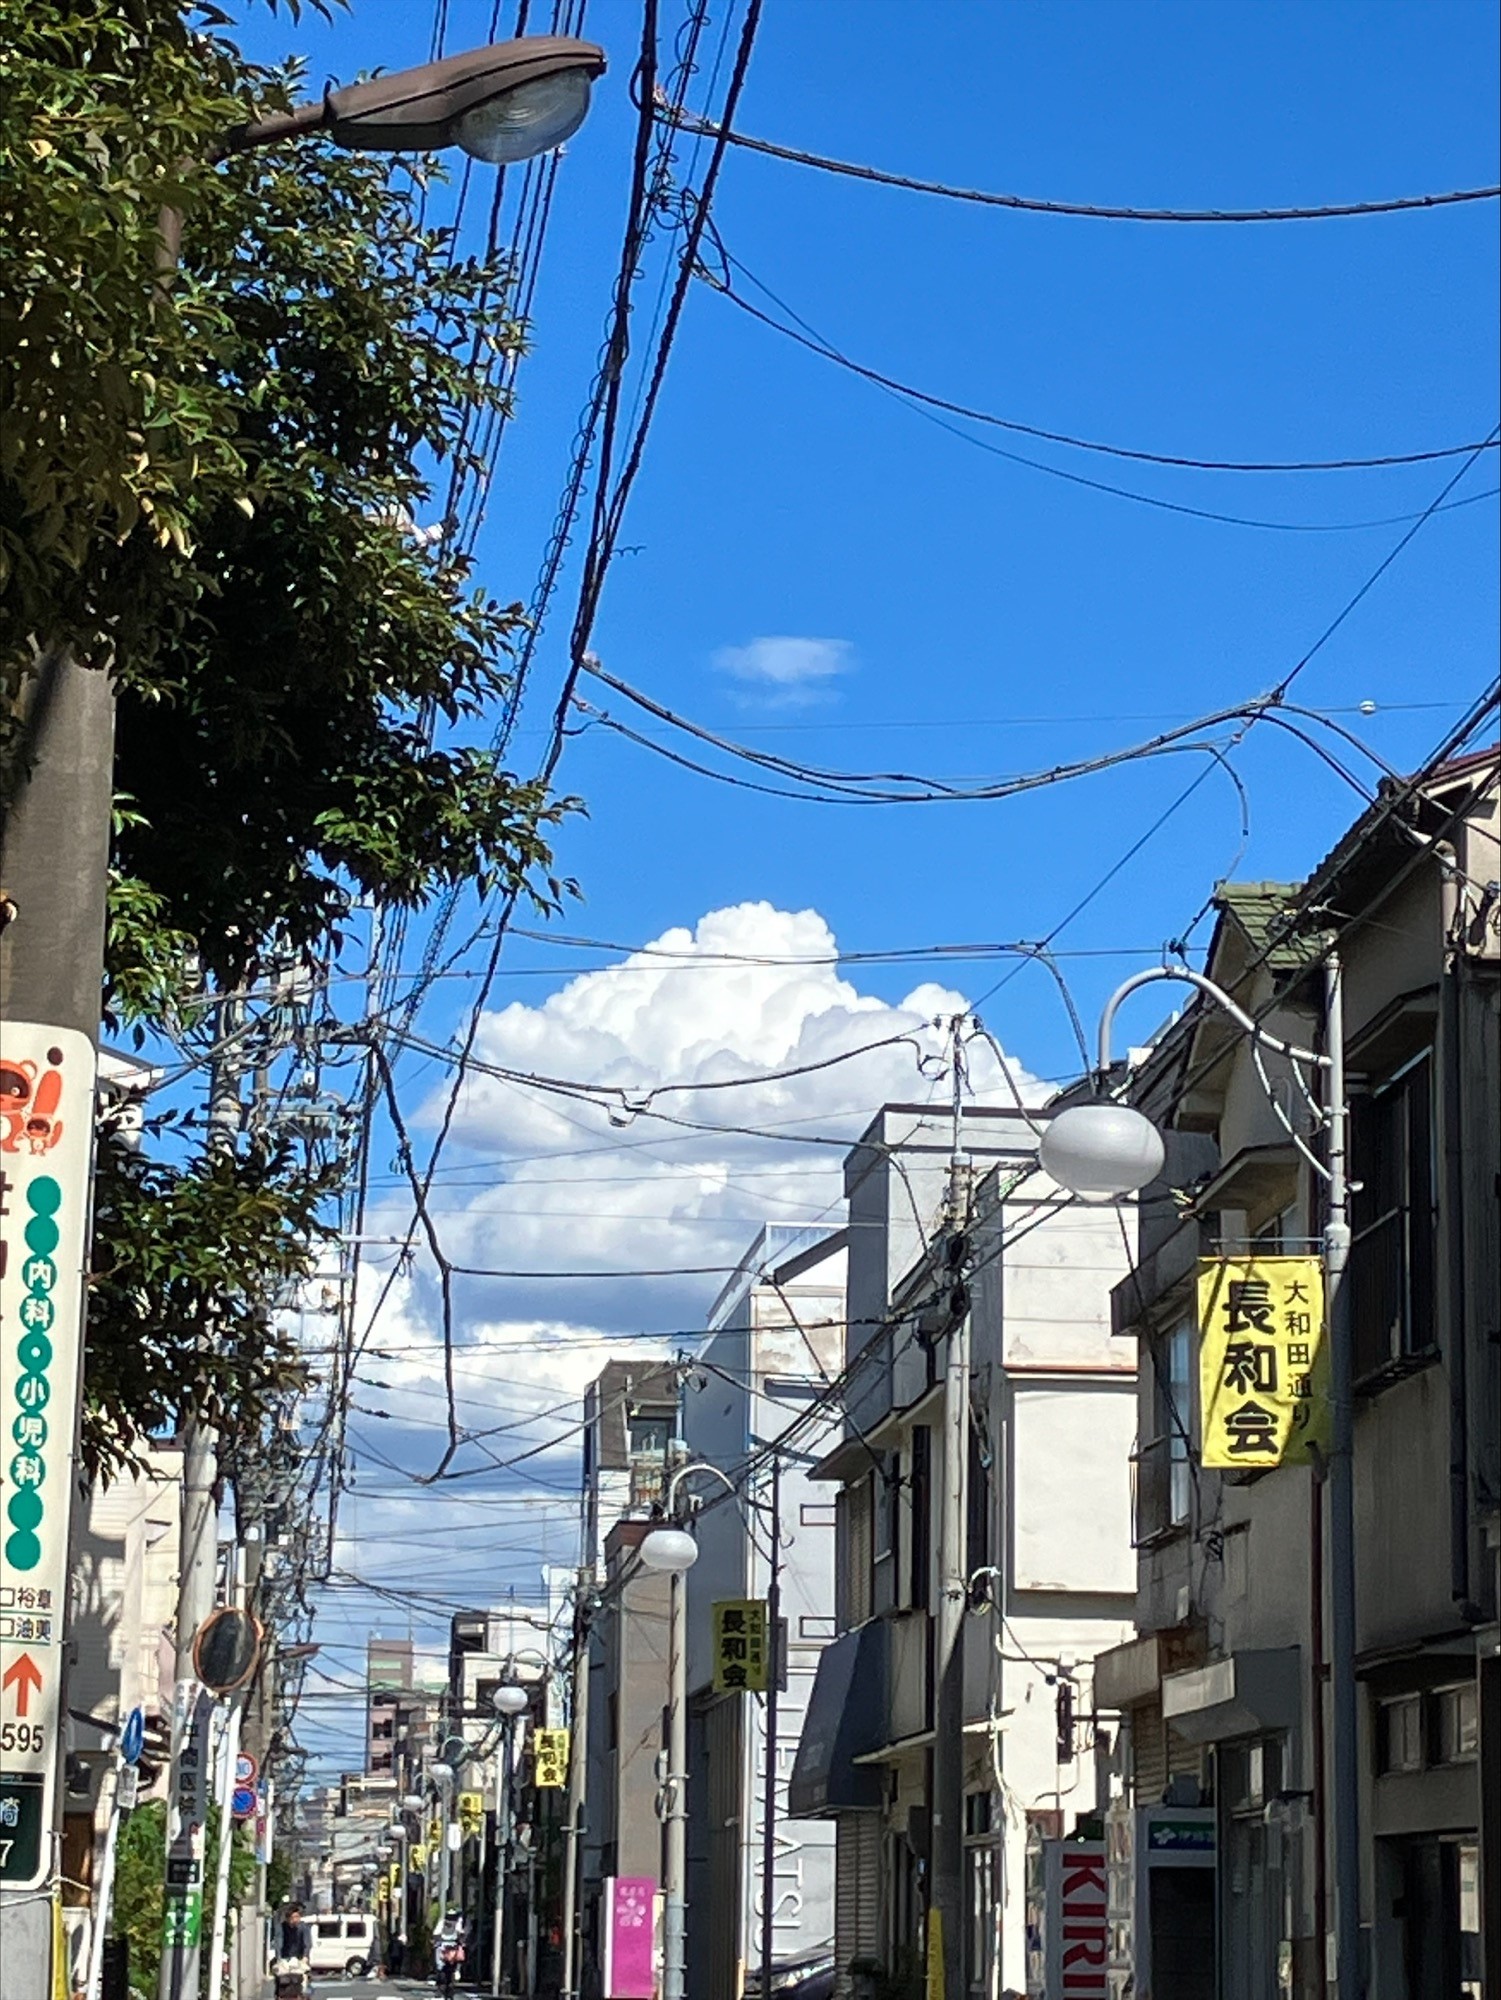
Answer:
[788,1620,888,1818]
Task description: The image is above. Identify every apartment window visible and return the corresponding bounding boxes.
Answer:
[908,1427,932,1611]
[1377,1695,1424,1775]
[628,1414,671,1456]
[1351,1050,1436,1380]
[1432,1683,1478,1765]
[1137,1321,1194,1543]
[965,1425,991,1581]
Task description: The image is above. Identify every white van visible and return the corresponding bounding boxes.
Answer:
[306,1913,377,1978]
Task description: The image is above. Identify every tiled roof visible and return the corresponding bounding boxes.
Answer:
[1213,881,1322,970]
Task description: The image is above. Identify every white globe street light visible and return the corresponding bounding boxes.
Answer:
[492,1684,530,1717]
[1038,1100,1165,1201]
[639,1526,700,1575]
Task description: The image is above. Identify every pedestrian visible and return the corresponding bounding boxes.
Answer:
[434,1913,465,1995]
[388,1930,406,1976]
[279,1904,311,1962]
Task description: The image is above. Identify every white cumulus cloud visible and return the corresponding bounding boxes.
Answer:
[307,903,1045,1726]
[712,635,853,706]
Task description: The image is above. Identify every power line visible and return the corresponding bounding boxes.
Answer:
[658,105,1501,224]
[706,262,1498,476]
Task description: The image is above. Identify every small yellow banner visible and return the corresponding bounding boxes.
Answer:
[925,1908,944,2000]
[411,1842,428,1872]
[533,1727,570,1789]
[1198,1256,1328,1469]
[712,1598,770,1695]
[458,1791,483,1837]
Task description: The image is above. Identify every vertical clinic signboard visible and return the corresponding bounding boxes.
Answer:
[0,1026,95,1892]
[601,1876,655,2000]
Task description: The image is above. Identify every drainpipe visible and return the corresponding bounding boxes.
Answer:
[1438,845,1481,1620]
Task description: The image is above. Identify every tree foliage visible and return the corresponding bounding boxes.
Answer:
[112,1798,256,1997]
[2,0,576,1462]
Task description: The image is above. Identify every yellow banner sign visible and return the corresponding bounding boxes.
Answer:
[1198,1256,1327,1469]
[712,1598,769,1694]
[411,1842,428,1872]
[533,1727,570,1788]
[458,1791,483,1837]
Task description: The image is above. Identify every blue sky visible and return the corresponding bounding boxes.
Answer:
[228,3,1501,1090]
[223,1,1500,1757]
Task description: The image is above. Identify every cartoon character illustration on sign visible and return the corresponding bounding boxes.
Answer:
[0,1051,65,1156]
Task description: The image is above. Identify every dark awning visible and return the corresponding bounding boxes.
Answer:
[788,1620,887,1818]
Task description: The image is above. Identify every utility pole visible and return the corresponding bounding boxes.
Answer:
[931,1016,972,2000]
[206,1535,258,2000]
[758,1456,782,1997]
[0,648,113,2000]
[559,1567,591,2000]
[1323,954,1361,1999]
[159,1005,241,2000]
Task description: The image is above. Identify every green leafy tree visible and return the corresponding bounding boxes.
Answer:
[1,0,576,1467]
[112,1799,256,1997]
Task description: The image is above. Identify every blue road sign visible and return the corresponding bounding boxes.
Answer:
[120,1706,145,1767]
[231,1784,257,1821]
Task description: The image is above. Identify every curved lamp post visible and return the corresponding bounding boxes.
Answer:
[1050,959,1357,2000]
[641,1463,737,2000]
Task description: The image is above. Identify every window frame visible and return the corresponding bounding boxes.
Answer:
[1350,1046,1438,1384]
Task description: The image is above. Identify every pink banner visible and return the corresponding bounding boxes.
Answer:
[602,1875,656,1999]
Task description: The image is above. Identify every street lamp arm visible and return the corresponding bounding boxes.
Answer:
[1097,965,1330,1077]
[662,1460,739,1517]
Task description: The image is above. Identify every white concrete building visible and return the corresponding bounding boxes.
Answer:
[683,1223,847,1999]
[788,1103,1138,1997]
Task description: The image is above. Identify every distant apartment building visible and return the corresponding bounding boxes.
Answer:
[577,1360,683,1978]
[683,1223,847,1999]
[365,1635,439,1787]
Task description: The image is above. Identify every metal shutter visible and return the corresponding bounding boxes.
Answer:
[835,1812,883,1995]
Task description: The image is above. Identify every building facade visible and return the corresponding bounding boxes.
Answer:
[1092,751,1501,1999]
[790,1102,1138,1997]
[683,1223,847,1999]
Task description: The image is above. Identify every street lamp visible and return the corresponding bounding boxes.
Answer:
[643,1465,737,2000]
[225,36,606,163]
[1048,961,1358,2000]
[487,1660,550,1999]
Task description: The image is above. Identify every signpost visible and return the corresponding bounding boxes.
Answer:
[532,1728,569,1790]
[710,1599,770,1694]
[0,1026,95,1910]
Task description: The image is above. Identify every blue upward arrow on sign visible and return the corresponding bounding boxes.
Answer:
[120,1707,145,1767]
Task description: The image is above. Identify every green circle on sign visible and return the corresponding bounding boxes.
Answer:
[28,1176,62,1216]
[12,1413,46,1448]
[17,1332,52,1373]
[24,1215,59,1257]
[5,1528,42,1571]
[7,1489,43,1531]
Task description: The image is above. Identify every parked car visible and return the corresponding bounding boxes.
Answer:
[305,1912,377,1977]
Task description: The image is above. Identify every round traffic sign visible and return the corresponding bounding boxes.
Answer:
[230,1784,257,1821]
[119,1706,145,1767]
[191,1608,263,1694]
[234,1750,258,1787]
